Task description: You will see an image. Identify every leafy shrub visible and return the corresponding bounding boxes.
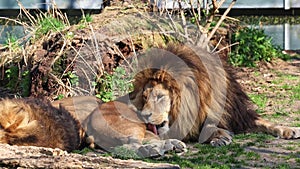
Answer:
[5,66,31,97]
[229,27,290,67]
[96,67,133,102]
[64,71,79,86]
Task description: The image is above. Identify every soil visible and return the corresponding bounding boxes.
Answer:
[231,57,300,168]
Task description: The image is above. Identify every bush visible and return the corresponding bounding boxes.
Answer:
[96,67,133,102]
[229,27,290,67]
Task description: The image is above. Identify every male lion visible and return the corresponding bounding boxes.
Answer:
[129,43,300,146]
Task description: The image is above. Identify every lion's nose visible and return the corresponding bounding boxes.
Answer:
[142,112,152,118]
[140,111,152,121]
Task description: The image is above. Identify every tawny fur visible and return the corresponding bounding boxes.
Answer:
[0,98,83,151]
[0,96,171,154]
[129,43,300,144]
[1,43,298,152]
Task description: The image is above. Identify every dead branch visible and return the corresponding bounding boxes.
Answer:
[207,0,236,41]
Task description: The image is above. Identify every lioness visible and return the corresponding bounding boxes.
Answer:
[0,98,83,152]
[52,96,186,156]
[0,96,186,157]
[129,43,300,146]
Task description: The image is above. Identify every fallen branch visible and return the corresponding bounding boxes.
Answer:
[207,0,236,41]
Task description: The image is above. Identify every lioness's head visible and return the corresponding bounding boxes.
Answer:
[140,80,171,135]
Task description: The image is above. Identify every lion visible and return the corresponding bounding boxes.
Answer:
[1,43,299,156]
[52,96,186,157]
[129,43,300,146]
[0,96,186,157]
[0,98,83,152]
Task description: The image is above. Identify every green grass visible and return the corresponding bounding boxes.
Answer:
[271,111,289,118]
[139,133,300,168]
[292,84,300,100]
[35,15,66,38]
[110,146,141,160]
[248,94,268,110]
[72,147,94,155]
[4,33,20,52]
[142,133,278,168]
[78,14,93,29]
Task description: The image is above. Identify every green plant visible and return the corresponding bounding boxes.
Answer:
[56,94,65,100]
[4,33,20,52]
[229,27,290,67]
[5,66,19,90]
[82,14,93,23]
[21,70,31,97]
[96,67,133,102]
[78,14,93,29]
[72,147,94,155]
[64,71,79,86]
[111,146,140,160]
[35,15,66,38]
[248,94,268,110]
[5,66,31,96]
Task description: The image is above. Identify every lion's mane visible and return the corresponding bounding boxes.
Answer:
[129,43,259,142]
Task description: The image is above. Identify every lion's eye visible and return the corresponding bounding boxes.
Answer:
[157,94,164,100]
[143,94,147,101]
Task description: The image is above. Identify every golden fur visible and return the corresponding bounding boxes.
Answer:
[52,97,186,156]
[0,98,83,151]
[129,43,300,145]
[0,96,186,156]
[1,43,298,153]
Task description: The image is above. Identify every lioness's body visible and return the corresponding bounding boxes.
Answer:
[0,97,185,156]
[52,96,185,156]
[53,97,148,147]
[0,96,148,151]
[0,98,82,151]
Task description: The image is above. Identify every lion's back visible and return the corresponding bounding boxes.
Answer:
[0,98,82,151]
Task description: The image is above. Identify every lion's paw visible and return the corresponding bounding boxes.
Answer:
[210,130,233,147]
[292,127,300,138]
[163,139,187,153]
[137,139,187,157]
[277,127,300,139]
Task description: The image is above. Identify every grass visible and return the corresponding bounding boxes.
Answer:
[35,14,66,38]
[139,132,299,168]
[248,94,268,110]
[143,134,273,168]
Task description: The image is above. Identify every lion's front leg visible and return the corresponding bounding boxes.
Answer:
[199,124,233,147]
[123,131,187,157]
[137,139,187,157]
[254,117,300,139]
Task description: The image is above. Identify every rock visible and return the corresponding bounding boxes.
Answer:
[0,144,180,169]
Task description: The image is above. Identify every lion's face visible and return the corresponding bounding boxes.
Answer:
[140,81,171,135]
